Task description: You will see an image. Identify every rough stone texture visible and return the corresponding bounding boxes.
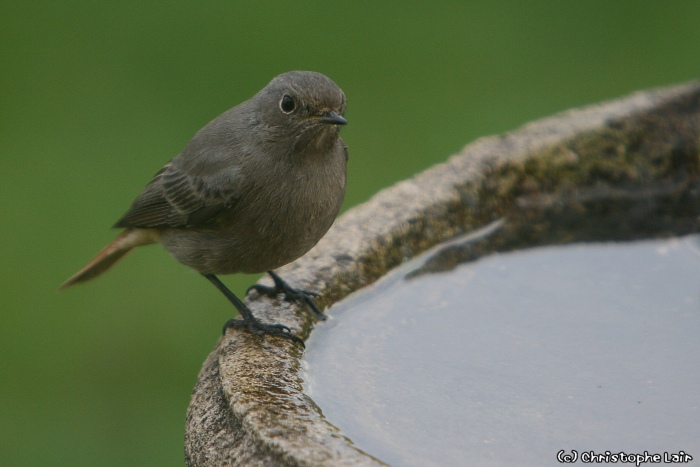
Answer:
[185,82,700,466]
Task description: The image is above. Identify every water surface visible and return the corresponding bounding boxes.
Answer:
[304,236,700,466]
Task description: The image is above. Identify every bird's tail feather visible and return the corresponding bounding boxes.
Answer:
[59,228,161,290]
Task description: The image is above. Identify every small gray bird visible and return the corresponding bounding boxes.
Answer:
[61,71,348,346]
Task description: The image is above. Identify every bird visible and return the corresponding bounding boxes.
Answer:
[60,71,348,346]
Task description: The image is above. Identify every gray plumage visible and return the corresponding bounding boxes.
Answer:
[62,71,347,297]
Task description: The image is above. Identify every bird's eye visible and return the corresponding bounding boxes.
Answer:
[280,95,295,113]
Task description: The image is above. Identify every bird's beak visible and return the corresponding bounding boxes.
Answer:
[318,110,347,126]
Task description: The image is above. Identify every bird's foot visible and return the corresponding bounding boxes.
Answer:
[247,271,327,320]
[223,317,305,347]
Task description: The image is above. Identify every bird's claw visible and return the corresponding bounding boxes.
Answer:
[247,272,327,321]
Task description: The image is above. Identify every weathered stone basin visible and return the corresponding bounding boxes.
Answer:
[185,82,700,466]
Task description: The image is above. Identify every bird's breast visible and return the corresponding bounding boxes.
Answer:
[163,154,346,275]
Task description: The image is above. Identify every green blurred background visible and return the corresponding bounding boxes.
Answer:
[2,2,698,465]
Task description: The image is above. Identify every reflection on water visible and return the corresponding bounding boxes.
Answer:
[304,235,700,466]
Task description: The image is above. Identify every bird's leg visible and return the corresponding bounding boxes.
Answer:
[247,270,326,320]
[203,273,304,347]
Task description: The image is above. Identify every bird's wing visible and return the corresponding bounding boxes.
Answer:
[113,160,240,229]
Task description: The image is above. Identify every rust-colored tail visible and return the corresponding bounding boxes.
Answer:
[59,228,161,289]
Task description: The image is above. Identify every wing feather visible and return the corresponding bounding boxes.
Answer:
[113,160,238,229]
